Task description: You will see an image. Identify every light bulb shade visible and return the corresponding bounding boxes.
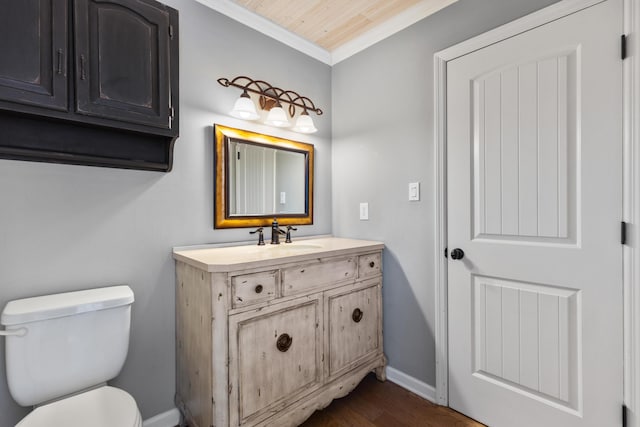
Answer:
[292,113,317,133]
[264,106,291,127]
[229,93,259,120]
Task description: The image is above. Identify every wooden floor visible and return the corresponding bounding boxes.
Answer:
[300,374,485,427]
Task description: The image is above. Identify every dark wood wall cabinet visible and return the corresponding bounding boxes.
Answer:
[0,0,179,172]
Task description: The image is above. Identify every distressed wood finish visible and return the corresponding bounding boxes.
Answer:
[229,296,323,426]
[231,270,279,308]
[327,280,380,379]
[74,0,172,129]
[281,256,357,296]
[0,0,68,110]
[174,238,385,427]
[357,252,381,279]
[175,262,213,427]
[0,0,179,171]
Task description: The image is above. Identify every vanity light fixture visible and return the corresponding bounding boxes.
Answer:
[217,76,322,134]
[229,90,260,120]
[264,101,290,127]
[292,110,317,133]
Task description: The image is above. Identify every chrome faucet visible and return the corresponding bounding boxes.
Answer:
[270,218,286,244]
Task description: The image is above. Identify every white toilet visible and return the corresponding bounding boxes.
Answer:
[0,285,142,427]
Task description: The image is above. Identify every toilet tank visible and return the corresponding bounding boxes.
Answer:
[1,285,134,406]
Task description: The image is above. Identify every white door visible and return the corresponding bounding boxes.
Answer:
[446,1,623,426]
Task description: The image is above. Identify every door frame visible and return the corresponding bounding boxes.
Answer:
[433,0,640,425]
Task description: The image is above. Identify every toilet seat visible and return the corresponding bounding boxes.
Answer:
[16,386,142,427]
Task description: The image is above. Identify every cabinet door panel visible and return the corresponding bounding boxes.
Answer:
[328,283,380,377]
[0,0,68,110]
[231,298,321,424]
[74,0,170,128]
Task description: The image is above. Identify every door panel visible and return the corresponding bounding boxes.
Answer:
[231,298,321,424]
[473,51,576,242]
[74,0,170,128]
[473,276,579,408]
[0,0,68,110]
[446,1,622,426]
[327,283,380,378]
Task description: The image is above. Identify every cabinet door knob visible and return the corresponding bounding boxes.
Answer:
[369,261,375,268]
[352,308,364,323]
[255,284,263,294]
[276,333,292,352]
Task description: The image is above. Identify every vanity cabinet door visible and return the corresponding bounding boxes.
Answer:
[0,0,68,111]
[73,0,173,129]
[326,281,381,379]
[229,296,322,426]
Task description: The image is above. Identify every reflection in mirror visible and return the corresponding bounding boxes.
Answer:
[214,125,314,229]
[228,140,306,216]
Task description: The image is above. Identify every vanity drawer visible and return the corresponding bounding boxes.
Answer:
[358,252,382,279]
[327,282,381,378]
[231,270,279,308]
[281,256,357,296]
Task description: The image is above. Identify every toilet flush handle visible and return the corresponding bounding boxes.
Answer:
[0,328,27,337]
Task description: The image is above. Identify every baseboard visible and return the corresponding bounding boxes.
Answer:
[142,408,181,427]
[386,366,437,403]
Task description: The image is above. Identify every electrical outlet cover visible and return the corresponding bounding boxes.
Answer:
[359,202,369,220]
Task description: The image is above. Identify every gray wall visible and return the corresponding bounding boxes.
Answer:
[331,0,560,387]
[0,1,331,424]
[0,0,567,424]
[276,150,306,213]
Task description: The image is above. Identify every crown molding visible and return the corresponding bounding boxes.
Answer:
[195,0,458,66]
[331,0,458,65]
[194,0,332,64]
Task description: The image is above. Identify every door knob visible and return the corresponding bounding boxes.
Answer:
[450,248,465,260]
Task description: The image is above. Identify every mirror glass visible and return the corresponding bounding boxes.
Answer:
[228,140,306,215]
[214,125,314,228]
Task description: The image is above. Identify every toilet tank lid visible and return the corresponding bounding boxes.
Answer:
[1,285,134,326]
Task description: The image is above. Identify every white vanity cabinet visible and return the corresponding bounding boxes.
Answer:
[173,238,386,427]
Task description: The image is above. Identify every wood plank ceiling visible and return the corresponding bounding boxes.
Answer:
[232,0,430,51]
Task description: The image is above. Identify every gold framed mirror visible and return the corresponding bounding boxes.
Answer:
[214,124,314,229]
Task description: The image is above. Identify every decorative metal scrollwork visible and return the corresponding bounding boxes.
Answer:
[217,76,323,117]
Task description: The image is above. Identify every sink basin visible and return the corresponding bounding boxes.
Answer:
[266,244,322,251]
[237,242,323,255]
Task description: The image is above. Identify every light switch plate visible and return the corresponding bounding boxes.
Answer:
[280,191,286,204]
[409,182,420,201]
[359,202,369,220]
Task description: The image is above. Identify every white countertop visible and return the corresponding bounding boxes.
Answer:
[172,237,384,272]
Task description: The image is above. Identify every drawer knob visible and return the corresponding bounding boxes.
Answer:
[369,261,375,268]
[352,308,364,323]
[255,284,263,294]
[276,333,292,352]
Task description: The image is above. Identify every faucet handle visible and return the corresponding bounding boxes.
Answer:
[250,227,265,245]
[285,225,297,243]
